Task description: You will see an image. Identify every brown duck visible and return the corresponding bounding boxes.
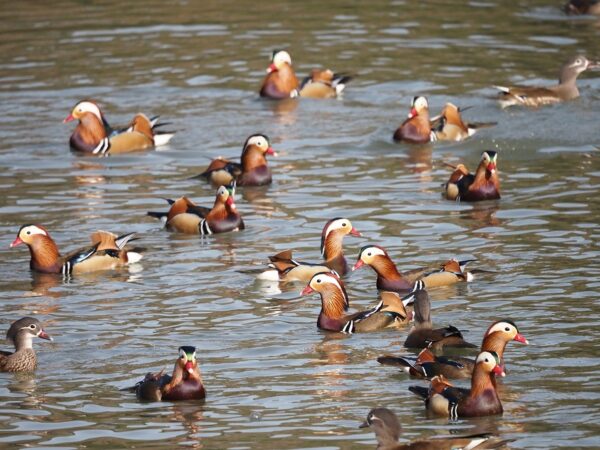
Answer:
[393,96,434,144]
[409,351,505,419]
[444,151,500,202]
[197,134,277,186]
[11,225,141,276]
[360,407,513,449]
[259,50,300,99]
[301,272,410,333]
[298,68,352,98]
[129,346,205,402]
[430,103,496,142]
[1,317,53,372]
[147,185,244,235]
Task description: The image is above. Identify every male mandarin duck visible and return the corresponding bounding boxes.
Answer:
[494,55,599,108]
[298,68,352,99]
[393,96,435,144]
[359,407,512,450]
[565,0,600,14]
[300,272,410,333]
[147,185,244,235]
[430,103,496,142]
[129,346,205,402]
[197,134,277,187]
[353,245,476,293]
[64,100,174,155]
[409,351,505,419]
[260,50,300,99]
[403,289,476,351]
[259,218,361,282]
[10,226,142,276]
[1,317,53,372]
[379,320,528,379]
[444,151,500,202]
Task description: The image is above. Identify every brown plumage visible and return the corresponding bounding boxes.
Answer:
[259,50,299,99]
[10,225,141,275]
[298,69,352,98]
[565,0,600,14]
[393,96,433,143]
[444,151,500,202]
[431,103,496,142]
[0,317,52,372]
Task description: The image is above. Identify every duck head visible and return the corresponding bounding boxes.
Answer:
[7,317,53,349]
[10,224,51,248]
[359,407,401,445]
[63,100,104,123]
[480,151,498,177]
[407,96,429,119]
[352,245,388,271]
[243,133,277,157]
[476,351,505,377]
[267,50,292,73]
[177,346,198,377]
[320,218,361,257]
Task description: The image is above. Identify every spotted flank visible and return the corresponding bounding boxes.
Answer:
[92,137,110,155]
[200,219,212,235]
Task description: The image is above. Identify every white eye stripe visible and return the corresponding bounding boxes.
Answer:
[487,322,514,335]
[74,101,102,121]
[246,136,267,148]
[476,351,495,364]
[21,226,47,237]
[311,273,343,291]
[362,247,385,258]
[273,50,292,66]
[323,219,351,241]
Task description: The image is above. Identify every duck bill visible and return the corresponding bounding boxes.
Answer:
[184,361,194,374]
[349,227,361,237]
[352,260,364,271]
[300,285,314,296]
[492,365,506,377]
[226,196,235,207]
[38,330,53,341]
[358,420,370,429]
[63,114,75,123]
[486,162,496,174]
[266,63,277,73]
[514,333,529,345]
[10,237,23,248]
[407,107,418,119]
[266,147,278,157]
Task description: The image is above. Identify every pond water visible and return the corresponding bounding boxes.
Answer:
[1,0,600,448]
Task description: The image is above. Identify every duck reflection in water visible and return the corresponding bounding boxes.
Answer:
[262,97,298,126]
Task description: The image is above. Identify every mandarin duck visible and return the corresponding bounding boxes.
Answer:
[64,100,174,155]
[494,55,599,108]
[259,218,361,282]
[130,346,205,402]
[298,68,352,99]
[444,151,500,202]
[11,226,141,276]
[393,96,434,144]
[1,317,52,372]
[379,320,528,379]
[360,407,512,450]
[430,103,496,142]
[353,246,476,293]
[565,0,600,14]
[403,289,476,351]
[409,351,505,419]
[147,185,244,235]
[260,50,300,99]
[197,134,277,187]
[300,272,410,333]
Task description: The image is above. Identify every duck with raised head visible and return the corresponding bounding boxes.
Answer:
[147,185,244,235]
[353,246,476,293]
[379,320,528,379]
[393,96,434,144]
[260,50,300,99]
[430,103,496,142]
[0,317,53,372]
[444,151,500,202]
[130,346,206,402]
[260,218,361,282]
[197,134,277,187]
[298,68,352,99]
[360,407,512,450]
[301,272,410,333]
[494,55,600,108]
[565,0,600,14]
[10,226,141,276]
[409,351,505,419]
[64,100,174,155]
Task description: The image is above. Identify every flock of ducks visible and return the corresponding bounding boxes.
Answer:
[4,12,599,446]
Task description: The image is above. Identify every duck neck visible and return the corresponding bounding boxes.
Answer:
[241,146,267,172]
[481,332,508,359]
[13,332,34,352]
[322,230,346,264]
[28,235,61,271]
[371,255,403,282]
[319,284,349,321]
[470,365,496,399]
[78,112,107,144]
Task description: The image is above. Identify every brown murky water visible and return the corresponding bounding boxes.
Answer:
[1,1,600,448]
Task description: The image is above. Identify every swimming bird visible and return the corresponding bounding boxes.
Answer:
[0,317,53,372]
[444,151,500,202]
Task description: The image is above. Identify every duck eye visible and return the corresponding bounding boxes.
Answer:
[367,252,372,256]
[29,324,36,329]
[485,358,489,363]
[342,223,347,227]
[26,231,31,235]
[505,327,510,332]
[316,279,321,283]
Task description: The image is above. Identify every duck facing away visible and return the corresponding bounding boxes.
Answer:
[64,100,174,155]
[147,185,244,235]
[131,346,205,402]
[197,134,277,187]
[301,272,410,333]
[444,151,500,202]
[260,218,361,282]
[393,96,435,144]
[11,225,142,275]
[260,50,300,99]
[379,320,528,379]
[1,317,52,372]
[494,55,599,108]
[430,103,496,142]
[360,407,512,449]
[409,351,505,419]
[298,68,352,99]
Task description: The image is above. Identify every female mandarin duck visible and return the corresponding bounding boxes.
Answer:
[298,68,352,99]
[430,103,496,142]
[444,151,500,202]
[300,272,410,333]
[1,317,52,372]
[565,0,600,14]
[409,351,505,419]
[353,245,475,293]
[403,289,476,351]
[147,185,244,235]
[11,226,141,276]
[64,100,174,155]
[260,50,300,99]
[260,218,361,282]
[494,55,599,107]
[379,320,528,379]
[197,134,277,186]
[393,96,434,144]
[131,346,205,402]
[360,407,511,450]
